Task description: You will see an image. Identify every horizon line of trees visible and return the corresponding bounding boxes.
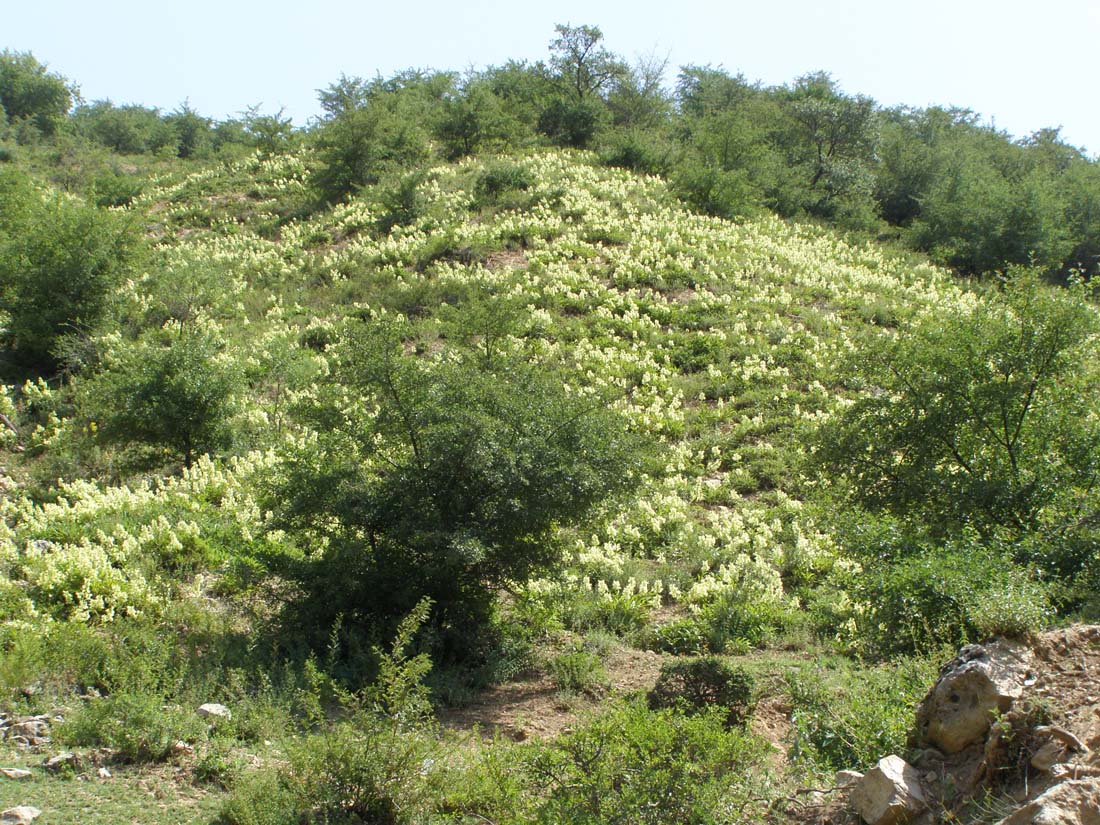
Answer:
[3,26,1100,279]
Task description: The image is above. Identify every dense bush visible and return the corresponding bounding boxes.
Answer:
[648,656,756,726]
[815,274,1100,540]
[0,170,144,367]
[273,318,644,664]
[526,700,767,824]
[549,647,609,696]
[0,50,74,136]
[79,329,241,469]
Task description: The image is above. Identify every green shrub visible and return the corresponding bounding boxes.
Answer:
[698,595,801,652]
[856,544,1051,657]
[527,700,767,824]
[787,656,938,773]
[0,178,143,366]
[644,617,710,655]
[474,161,533,205]
[565,588,652,636]
[549,648,608,697]
[648,656,756,726]
[272,318,644,665]
[79,329,241,470]
[57,692,206,763]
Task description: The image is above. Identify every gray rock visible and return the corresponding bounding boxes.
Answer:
[0,769,31,780]
[851,755,927,825]
[996,777,1100,824]
[5,721,47,740]
[915,639,1035,754]
[43,753,75,772]
[197,703,231,721]
[1030,740,1068,773]
[0,807,42,824]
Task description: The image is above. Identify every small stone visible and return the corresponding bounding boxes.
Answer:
[0,769,31,780]
[850,755,927,825]
[0,807,42,825]
[196,703,231,721]
[171,740,194,756]
[97,767,111,779]
[1030,740,1067,773]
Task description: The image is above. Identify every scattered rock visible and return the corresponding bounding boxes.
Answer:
[44,752,76,772]
[0,807,41,825]
[996,777,1100,824]
[97,767,111,779]
[197,703,231,721]
[0,769,31,780]
[850,754,927,825]
[171,740,195,756]
[915,639,1035,754]
[1031,740,1068,772]
[6,719,48,740]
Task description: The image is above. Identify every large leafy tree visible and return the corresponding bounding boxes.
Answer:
[0,50,75,136]
[815,274,1100,540]
[273,318,644,661]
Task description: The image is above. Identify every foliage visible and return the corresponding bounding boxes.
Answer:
[79,329,241,469]
[273,317,644,662]
[0,50,74,136]
[849,534,1051,657]
[0,172,144,367]
[648,656,756,726]
[814,273,1100,539]
[787,655,938,773]
[547,24,625,103]
[311,97,430,201]
[526,700,767,824]
[223,601,440,825]
[58,691,206,762]
[549,647,609,696]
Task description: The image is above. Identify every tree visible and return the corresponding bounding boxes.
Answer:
[548,24,625,102]
[778,72,878,221]
[0,174,143,367]
[311,96,429,201]
[273,319,644,661]
[164,101,212,158]
[0,50,75,136]
[814,274,1100,539]
[81,329,240,470]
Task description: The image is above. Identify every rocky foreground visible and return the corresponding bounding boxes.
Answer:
[836,625,1100,824]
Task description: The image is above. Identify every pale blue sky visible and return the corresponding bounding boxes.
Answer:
[7,0,1099,153]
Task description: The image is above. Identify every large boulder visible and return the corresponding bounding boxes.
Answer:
[996,777,1100,824]
[850,755,928,825]
[915,639,1036,754]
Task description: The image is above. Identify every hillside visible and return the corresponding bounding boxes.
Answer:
[0,146,1098,823]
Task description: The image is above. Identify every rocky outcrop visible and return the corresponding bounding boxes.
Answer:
[914,638,1036,754]
[844,626,1100,824]
[197,702,231,721]
[0,807,41,825]
[996,777,1100,824]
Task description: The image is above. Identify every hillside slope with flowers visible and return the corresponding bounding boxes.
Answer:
[0,148,1092,823]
